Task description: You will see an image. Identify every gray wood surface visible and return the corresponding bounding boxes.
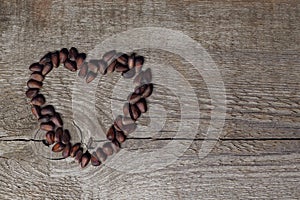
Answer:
[0,0,299,199]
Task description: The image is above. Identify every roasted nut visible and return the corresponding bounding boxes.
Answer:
[102,50,116,63]
[51,112,63,127]
[81,151,91,168]
[64,59,77,72]
[142,83,153,98]
[42,62,53,76]
[69,47,78,61]
[40,121,55,131]
[106,125,116,141]
[143,68,152,83]
[133,71,144,86]
[54,127,63,142]
[59,48,69,63]
[123,103,130,116]
[135,56,144,73]
[113,115,123,131]
[31,105,41,119]
[70,143,81,157]
[106,60,117,73]
[45,131,55,145]
[41,105,55,116]
[29,63,43,72]
[96,147,107,163]
[61,129,71,144]
[76,53,86,69]
[27,79,43,89]
[86,71,97,83]
[62,143,71,158]
[122,68,136,79]
[78,62,88,78]
[128,53,135,69]
[121,116,135,125]
[30,72,44,82]
[116,53,128,65]
[129,104,141,121]
[52,142,65,152]
[102,142,113,156]
[115,62,129,73]
[39,52,52,65]
[98,60,107,75]
[75,148,83,163]
[136,98,147,113]
[88,60,100,73]
[111,139,120,153]
[128,93,141,104]
[90,152,101,166]
[116,131,126,143]
[26,88,39,99]
[134,84,147,95]
[30,94,46,106]
[51,51,60,68]
[122,123,137,135]
[38,115,51,123]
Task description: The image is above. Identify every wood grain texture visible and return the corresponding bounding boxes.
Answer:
[0,0,299,199]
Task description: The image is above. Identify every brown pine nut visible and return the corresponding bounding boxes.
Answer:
[116,131,126,143]
[115,62,129,73]
[30,94,46,106]
[52,142,65,152]
[59,48,68,63]
[106,125,116,141]
[129,104,141,121]
[102,50,116,63]
[54,127,63,143]
[128,53,135,69]
[64,59,77,72]
[75,148,83,163]
[61,129,71,144]
[78,62,88,78]
[107,60,116,73]
[122,68,136,79]
[96,147,107,163]
[41,105,55,116]
[26,88,39,99]
[40,121,55,131]
[81,151,91,168]
[45,131,55,145]
[31,105,41,119]
[86,71,97,83]
[62,143,71,158]
[98,59,107,75]
[128,93,141,104]
[135,56,144,73]
[51,112,63,127]
[29,63,43,72]
[30,72,44,82]
[136,98,147,113]
[142,83,154,98]
[42,62,53,76]
[69,47,78,61]
[70,143,81,157]
[27,79,43,89]
[90,152,101,166]
[102,142,113,156]
[51,51,60,68]
[76,53,86,69]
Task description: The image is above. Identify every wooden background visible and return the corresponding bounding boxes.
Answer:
[0,0,299,199]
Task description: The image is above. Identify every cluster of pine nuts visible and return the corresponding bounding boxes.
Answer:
[26,47,153,168]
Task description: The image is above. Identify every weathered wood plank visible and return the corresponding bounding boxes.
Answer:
[0,0,299,199]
